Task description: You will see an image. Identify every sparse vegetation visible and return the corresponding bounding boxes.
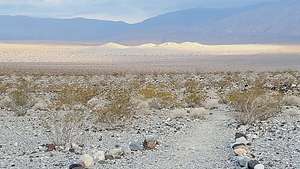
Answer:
[44,110,84,146]
[9,79,33,116]
[95,87,135,124]
[184,79,206,107]
[227,83,283,124]
[54,85,98,108]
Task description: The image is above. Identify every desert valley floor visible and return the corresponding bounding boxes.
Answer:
[0,43,300,169]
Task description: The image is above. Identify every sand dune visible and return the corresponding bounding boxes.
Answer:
[97,42,300,55]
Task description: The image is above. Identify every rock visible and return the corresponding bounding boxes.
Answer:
[69,163,85,169]
[105,148,124,160]
[93,151,105,162]
[129,142,144,151]
[46,144,56,152]
[143,135,159,150]
[235,137,250,145]
[233,145,249,156]
[32,99,48,111]
[236,156,250,167]
[247,160,260,169]
[235,132,247,139]
[80,154,94,168]
[70,143,82,154]
[254,164,265,169]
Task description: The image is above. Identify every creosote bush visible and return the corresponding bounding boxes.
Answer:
[227,84,283,124]
[96,87,135,124]
[44,110,84,147]
[54,85,98,108]
[140,84,179,109]
[9,79,33,116]
[184,79,206,107]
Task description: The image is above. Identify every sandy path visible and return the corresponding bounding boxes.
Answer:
[115,109,235,169]
[158,110,234,169]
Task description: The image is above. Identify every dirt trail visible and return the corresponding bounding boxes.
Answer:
[161,110,234,168]
[122,109,235,169]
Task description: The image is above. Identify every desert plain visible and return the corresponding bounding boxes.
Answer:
[0,43,300,169]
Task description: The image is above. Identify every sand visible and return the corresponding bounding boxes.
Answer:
[0,42,300,73]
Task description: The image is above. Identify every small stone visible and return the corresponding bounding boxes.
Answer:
[254,164,265,169]
[236,156,250,167]
[46,144,56,152]
[235,137,250,145]
[105,148,124,159]
[80,154,94,168]
[233,145,248,156]
[143,135,159,150]
[248,160,260,169]
[69,163,84,169]
[235,132,247,139]
[93,151,105,162]
[129,142,144,151]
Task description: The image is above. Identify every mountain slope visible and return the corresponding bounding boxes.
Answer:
[0,0,299,44]
[0,15,128,41]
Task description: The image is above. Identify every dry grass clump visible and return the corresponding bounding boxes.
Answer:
[9,79,33,116]
[227,84,283,124]
[184,79,206,107]
[140,84,179,109]
[54,85,98,108]
[44,110,84,146]
[95,87,135,124]
[0,83,8,94]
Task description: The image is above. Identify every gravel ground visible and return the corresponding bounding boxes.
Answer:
[0,72,299,169]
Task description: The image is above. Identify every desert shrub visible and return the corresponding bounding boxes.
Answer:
[44,110,84,147]
[0,83,8,94]
[9,79,33,116]
[184,80,206,107]
[54,85,98,108]
[140,84,180,109]
[95,87,135,124]
[227,85,283,124]
[139,85,157,99]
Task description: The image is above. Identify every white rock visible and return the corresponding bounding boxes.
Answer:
[80,154,94,168]
[93,151,105,162]
[235,137,250,145]
[254,164,265,169]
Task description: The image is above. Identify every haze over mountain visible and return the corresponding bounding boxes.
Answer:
[0,0,299,44]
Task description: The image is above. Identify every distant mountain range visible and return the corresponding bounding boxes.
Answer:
[0,0,299,44]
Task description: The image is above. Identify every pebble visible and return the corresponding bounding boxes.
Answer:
[247,160,260,169]
[105,148,124,160]
[93,151,105,162]
[80,154,94,168]
[69,163,85,169]
[129,142,144,151]
[143,135,159,150]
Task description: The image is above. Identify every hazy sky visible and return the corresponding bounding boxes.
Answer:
[0,0,277,23]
